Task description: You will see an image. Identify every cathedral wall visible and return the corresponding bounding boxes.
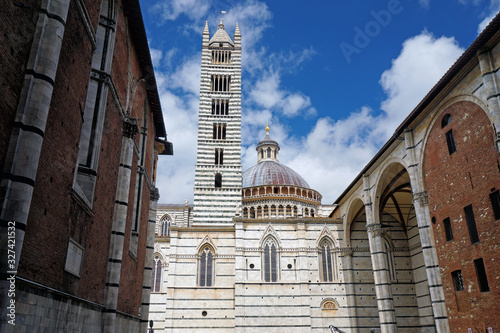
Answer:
[1,0,166,331]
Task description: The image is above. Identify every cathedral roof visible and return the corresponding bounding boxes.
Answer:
[209,19,234,46]
[242,161,310,188]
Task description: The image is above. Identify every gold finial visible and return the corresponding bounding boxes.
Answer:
[265,123,270,132]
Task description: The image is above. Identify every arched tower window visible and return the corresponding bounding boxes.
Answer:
[215,173,222,188]
[441,113,452,128]
[319,239,335,282]
[262,237,279,282]
[199,246,214,287]
[267,147,271,158]
[151,255,162,292]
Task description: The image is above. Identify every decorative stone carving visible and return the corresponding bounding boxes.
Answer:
[341,248,354,257]
[412,191,429,206]
[367,224,385,237]
[150,188,160,201]
[123,117,139,139]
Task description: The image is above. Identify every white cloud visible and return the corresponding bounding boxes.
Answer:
[419,0,430,9]
[168,55,201,95]
[152,0,210,22]
[150,48,163,67]
[378,31,463,136]
[248,71,314,118]
[477,0,500,33]
[247,31,465,204]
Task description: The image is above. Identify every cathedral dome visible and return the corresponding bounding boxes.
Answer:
[242,125,311,189]
[242,161,310,188]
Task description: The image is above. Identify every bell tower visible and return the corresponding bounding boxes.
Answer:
[193,19,242,225]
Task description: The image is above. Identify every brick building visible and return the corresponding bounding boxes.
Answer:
[0,0,172,332]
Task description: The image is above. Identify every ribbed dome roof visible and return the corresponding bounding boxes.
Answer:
[242,161,310,188]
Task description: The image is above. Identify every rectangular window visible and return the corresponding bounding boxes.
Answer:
[445,129,457,155]
[490,190,500,220]
[474,258,489,292]
[443,217,453,241]
[451,270,464,291]
[464,205,480,244]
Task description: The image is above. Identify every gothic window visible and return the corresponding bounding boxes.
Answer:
[319,239,335,282]
[445,129,457,155]
[215,173,222,188]
[199,246,214,287]
[212,123,226,139]
[215,149,224,165]
[250,207,255,218]
[464,205,479,244]
[262,237,278,282]
[151,255,162,292]
[73,0,118,207]
[159,214,171,236]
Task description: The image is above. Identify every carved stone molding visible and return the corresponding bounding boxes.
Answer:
[413,191,429,206]
[123,118,139,139]
[367,224,385,237]
[341,248,354,257]
[150,188,160,202]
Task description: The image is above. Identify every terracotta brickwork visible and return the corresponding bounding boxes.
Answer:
[423,101,500,332]
[0,0,167,331]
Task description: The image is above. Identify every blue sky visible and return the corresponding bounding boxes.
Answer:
[139,0,500,204]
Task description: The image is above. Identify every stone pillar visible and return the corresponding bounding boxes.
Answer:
[477,49,500,150]
[343,248,358,333]
[0,0,70,328]
[404,129,450,333]
[103,118,139,332]
[139,188,160,332]
[412,191,450,333]
[363,176,397,333]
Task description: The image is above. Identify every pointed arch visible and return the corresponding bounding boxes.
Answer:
[159,213,172,236]
[318,236,336,282]
[261,235,279,282]
[152,253,163,292]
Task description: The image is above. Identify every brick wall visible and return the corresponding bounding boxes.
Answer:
[423,100,500,332]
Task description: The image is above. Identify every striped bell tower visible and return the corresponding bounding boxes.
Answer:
[193,19,242,225]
